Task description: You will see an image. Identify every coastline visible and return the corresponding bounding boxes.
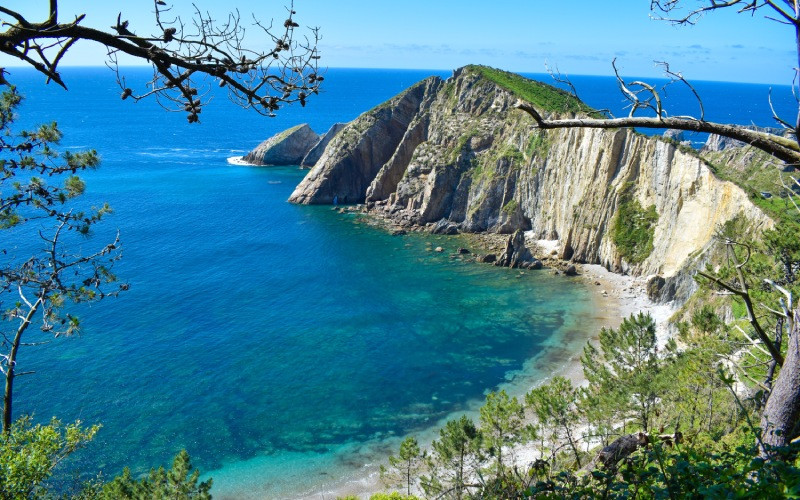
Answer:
[299,223,677,499]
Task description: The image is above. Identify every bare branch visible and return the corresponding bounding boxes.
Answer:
[514,100,800,165]
[0,1,322,121]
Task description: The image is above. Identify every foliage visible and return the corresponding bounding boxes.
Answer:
[99,450,212,500]
[0,1,321,121]
[581,313,665,433]
[467,65,596,115]
[381,436,426,497]
[526,376,583,468]
[501,199,519,215]
[0,416,99,499]
[612,184,659,264]
[422,415,482,499]
[368,493,421,500]
[478,390,530,479]
[525,131,551,159]
[0,87,125,432]
[528,439,800,498]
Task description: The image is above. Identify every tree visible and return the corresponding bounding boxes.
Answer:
[525,376,582,468]
[477,390,529,482]
[381,436,426,497]
[0,0,322,121]
[514,0,800,458]
[516,3,800,164]
[422,415,483,499]
[99,450,212,499]
[0,87,126,434]
[581,313,665,434]
[0,416,99,498]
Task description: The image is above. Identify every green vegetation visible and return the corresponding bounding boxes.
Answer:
[497,144,524,164]
[0,88,210,499]
[448,126,479,163]
[381,437,426,497]
[501,199,519,215]
[466,65,597,115]
[612,184,659,264]
[100,450,212,499]
[525,130,551,158]
[374,310,800,498]
[0,417,99,498]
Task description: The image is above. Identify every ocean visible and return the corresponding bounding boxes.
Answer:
[4,66,794,498]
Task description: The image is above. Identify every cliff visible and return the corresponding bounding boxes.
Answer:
[287,65,772,300]
[301,123,348,167]
[242,123,320,165]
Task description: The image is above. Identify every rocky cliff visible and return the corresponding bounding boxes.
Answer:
[288,65,772,300]
[243,123,320,165]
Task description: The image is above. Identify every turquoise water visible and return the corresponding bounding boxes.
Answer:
[5,67,791,497]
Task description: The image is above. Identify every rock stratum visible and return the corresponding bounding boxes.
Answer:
[287,65,772,301]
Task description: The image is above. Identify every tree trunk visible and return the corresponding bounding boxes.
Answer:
[760,306,800,456]
[2,300,39,433]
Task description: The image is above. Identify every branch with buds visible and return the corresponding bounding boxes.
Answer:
[0,0,323,122]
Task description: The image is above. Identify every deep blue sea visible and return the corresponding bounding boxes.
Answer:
[4,66,794,498]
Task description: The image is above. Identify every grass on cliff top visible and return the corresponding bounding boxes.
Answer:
[466,65,597,115]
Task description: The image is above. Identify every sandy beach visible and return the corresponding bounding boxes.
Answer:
[301,232,678,499]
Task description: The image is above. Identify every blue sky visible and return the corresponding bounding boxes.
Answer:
[2,1,794,84]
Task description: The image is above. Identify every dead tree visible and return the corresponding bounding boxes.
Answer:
[0,0,322,122]
[515,0,800,458]
[517,2,800,164]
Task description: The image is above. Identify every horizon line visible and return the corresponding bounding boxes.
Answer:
[2,64,791,87]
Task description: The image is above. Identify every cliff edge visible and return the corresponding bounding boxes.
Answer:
[287,65,772,301]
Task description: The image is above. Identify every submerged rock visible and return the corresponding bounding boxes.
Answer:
[243,124,320,165]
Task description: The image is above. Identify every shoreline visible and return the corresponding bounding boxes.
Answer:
[298,222,678,499]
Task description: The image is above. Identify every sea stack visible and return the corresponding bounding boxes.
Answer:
[242,123,320,166]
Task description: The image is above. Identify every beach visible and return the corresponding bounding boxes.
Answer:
[306,233,677,500]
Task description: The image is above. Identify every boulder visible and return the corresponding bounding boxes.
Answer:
[243,124,320,165]
[478,254,497,263]
[431,219,460,235]
[301,122,348,167]
[564,264,578,276]
[646,275,666,301]
[456,247,470,255]
[495,230,536,268]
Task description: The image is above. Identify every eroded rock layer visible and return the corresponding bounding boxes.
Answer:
[288,66,772,300]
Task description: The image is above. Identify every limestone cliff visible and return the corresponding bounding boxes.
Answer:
[287,65,772,300]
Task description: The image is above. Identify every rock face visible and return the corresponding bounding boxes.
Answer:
[495,230,540,269]
[702,126,793,152]
[301,123,348,167]
[287,65,772,301]
[288,77,443,204]
[243,124,320,165]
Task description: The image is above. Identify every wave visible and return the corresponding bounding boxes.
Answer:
[227,156,256,166]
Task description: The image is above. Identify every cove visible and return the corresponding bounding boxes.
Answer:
[8,68,598,498]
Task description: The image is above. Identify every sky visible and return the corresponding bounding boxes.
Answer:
[0,0,794,84]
